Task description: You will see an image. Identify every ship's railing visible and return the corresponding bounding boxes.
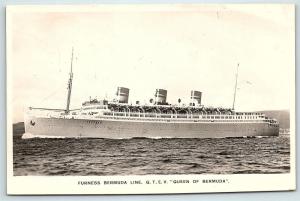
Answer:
[101,111,266,120]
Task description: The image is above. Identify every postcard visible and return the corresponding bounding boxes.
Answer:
[6,4,295,194]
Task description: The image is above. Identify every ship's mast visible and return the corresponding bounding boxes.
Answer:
[232,63,239,110]
[65,48,74,114]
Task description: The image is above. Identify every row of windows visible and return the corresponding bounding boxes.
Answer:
[236,112,263,115]
[83,106,107,110]
[206,115,259,119]
[97,116,266,123]
[102,112,262,120]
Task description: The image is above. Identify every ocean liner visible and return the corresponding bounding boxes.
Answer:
[24,50,279,138]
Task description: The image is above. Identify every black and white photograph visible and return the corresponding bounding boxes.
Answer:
[7,4,295,194]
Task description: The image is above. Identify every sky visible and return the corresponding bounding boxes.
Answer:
[7,4,295,123]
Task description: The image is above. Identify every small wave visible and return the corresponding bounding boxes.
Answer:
[255,136,270,138]
[278,151,290,155]
[22,133,67,139]
[218,151,234,155]
[189,163,204,169]
[233,170,263,174]
[196,155,210,159]
[161,158,172,163]
[279,166,290,170]
[146,136,174,139]
[117,136,176,140]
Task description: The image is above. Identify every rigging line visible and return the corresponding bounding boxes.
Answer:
[232,63,239,110]
[39,82,67,104]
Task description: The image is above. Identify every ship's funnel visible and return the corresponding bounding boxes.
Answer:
[155,89,167,104]
[190,90,202,106]
[116,87,130,103]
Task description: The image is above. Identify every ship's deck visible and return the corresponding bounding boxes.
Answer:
[26,107,279,127]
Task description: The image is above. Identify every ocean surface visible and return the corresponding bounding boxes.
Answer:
[13,134,290,176]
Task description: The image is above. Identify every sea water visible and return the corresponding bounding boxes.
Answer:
[13,134,290,176]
